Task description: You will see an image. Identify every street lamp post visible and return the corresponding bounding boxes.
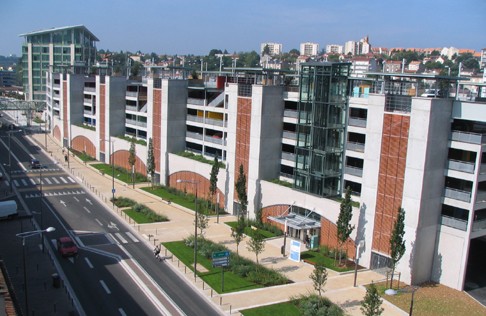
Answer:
[7,129,22,192]
[177,179,198,281]
[16,227,56,316]
[353,240,365,287]
[101,137,116,207]
[386,285,418,316]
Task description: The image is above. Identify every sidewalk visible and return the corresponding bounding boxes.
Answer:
[29,131,406,316]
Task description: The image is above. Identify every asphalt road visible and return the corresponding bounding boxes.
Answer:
[0,119,222,315]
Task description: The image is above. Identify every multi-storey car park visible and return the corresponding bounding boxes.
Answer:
[43,56,486,294]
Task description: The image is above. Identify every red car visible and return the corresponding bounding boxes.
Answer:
[57,237,78,257]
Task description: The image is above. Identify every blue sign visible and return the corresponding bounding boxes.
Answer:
[112,188,116,194]
[289,240,301,262]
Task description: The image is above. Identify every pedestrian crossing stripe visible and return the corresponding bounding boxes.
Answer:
[108,232,140,245]
[24,190,86,198]
[8,176,78,187]
[60,177,68,184]
[52,178,60,184]
[13,168,61,174]
[44,178,52,184]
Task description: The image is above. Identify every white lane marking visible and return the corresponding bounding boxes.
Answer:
[114,233,128,244]
[30,178,36,185]
[21,179,28,186]
[73,196,79,202]
[118,308,127,316]
[84,257,94,269]
[100,280,111,294]
[60,177,68,184]
[108,222,119,231]
[125,232,139,243]
[68,176,75,183]
[95,218,103,226]
[44,177,52,185]
[83,206,91,214]
[52,177,60,184]
[107,233,119,245]
[13,180,19,187]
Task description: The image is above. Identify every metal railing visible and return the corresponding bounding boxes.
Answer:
[444,187,471,203]
[447,159,475,174]
[348,117,367,128]
[125,119,147,128]
[472,219,486,232]
[187,98,206,106]
[282,131,297,140]
[346,141,365,153]
[84,87,95,93]
[284,110,299,118]
[345,166,363,177]
[281,152,296,161]
[441,215,467,231]
[186,131,203,141]
[451,131,486,145]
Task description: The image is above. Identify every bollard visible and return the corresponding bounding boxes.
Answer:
[211,289,213,297]
[219,297,222,305]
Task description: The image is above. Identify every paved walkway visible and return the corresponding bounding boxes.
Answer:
[27,129,406,316]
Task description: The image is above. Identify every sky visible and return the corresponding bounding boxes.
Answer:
[1,0,485,57]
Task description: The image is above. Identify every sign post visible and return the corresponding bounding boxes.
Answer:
[212,251,230,292]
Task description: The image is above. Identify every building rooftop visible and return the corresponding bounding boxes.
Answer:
[19,25,99,41]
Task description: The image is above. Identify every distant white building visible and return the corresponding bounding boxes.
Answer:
[344,36,371,56]
[260,42,283,56]
[300,42,319,56]
[480,48,486,70]
[326,44,343,54]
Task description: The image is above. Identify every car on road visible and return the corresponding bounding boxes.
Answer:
[30,158,41,169]
[57,237,78,257]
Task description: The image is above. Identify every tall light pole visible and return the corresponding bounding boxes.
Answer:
[7,129,22,192]
[177,179,199,281]
[102,137,116,207]
[44,111,48,149]
[16,227,56,316]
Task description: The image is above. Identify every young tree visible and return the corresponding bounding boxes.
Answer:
[247,231,265,265]
[231,216,246,255]
[235,164,248,220]
[209,155,220,220]
[361,282,384,316]
[146,138,155,188]
[310,263,328,299]
[195,212,209,238]
[389,207,406,289]
[336,186,355,265]
[128,138,136,189]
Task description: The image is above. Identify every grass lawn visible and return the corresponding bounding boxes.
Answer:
[225,221,278,239]
[375,281,486,316]
[122,209,155,224]
[300,250,355,272]
[141,186,223,216]
[241,301,301,316]
[91,163,147,184]
[163,240,264,293]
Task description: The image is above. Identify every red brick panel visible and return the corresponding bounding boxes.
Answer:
[168,171,225,208]
[112,150,147,176]
[72,136,96,158]
[153,89,162,172]
[234,98,251,191]
[53,125,61,142]
[372,114,410,255]
[261,205,290,232]
[320,217,357,259]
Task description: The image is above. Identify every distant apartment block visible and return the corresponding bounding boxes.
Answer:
[326,44,344,54]
[480,48,486,70]
[350,57,377,77]
[300,42,319,56]
[20,25,98,101]
[345,36,371,56]
[260,42,283,56]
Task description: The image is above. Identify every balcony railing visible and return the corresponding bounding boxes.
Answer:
[346,141,365,153]
[447,159,475,174]
[186,115,225,127]
[345,166,363,177]
[125,119,147,128]
[283,131,297,141]
[348,117,367,128]
[187,98,206,106]
[476,190,486,203]
[472,218,486,232]
[205,136,225,146]
[284,110,299,118]
[444,187,471,203]
[451,131,486,145]
[186,131,203,141]
[281,152,296,162]
[84,87,95,93]
[481,164,486,174]
[441,215,467,231]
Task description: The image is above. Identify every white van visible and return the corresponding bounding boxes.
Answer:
[0,200,18,219]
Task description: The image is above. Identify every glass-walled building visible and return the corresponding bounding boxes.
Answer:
[294,62,351,197]
[20,25,98,101]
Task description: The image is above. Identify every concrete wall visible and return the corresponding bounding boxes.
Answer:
[248,85,285,217]
[401,98,452,285]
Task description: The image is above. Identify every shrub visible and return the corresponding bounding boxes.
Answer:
[113,197,136,207]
